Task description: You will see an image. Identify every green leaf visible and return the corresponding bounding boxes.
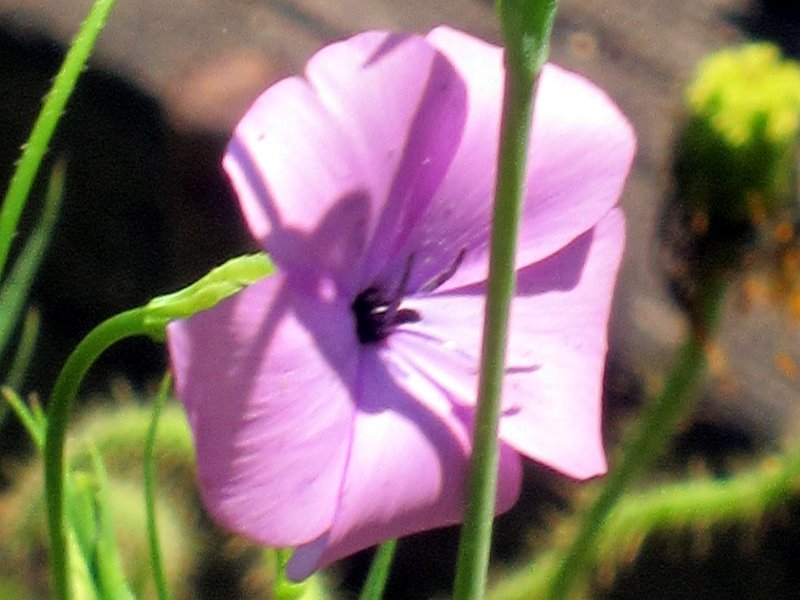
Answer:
[5,308,42,391]
[264,549,332,600]
[358,540,397,600]
[0,160,64,361]
[67,529,100,600]
[66,472,100,564]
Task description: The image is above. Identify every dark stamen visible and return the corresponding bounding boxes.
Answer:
[352,250,464,345]
[420,248,466,292]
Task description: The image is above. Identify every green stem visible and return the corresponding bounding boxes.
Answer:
[0,0,117,280]
[452,57,538,600]
[547,279,727,599]
[358,540,398,600]
[144,374,174,600]
[44,308,148,600]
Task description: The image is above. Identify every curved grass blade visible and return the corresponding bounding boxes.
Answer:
[89,447,136,600]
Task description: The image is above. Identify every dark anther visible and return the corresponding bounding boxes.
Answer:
[352,255,418,344]
[352,287,421,344]
[352,250,464,345]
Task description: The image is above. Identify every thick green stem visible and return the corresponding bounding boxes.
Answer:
[547,278,727,599]
[452,60,538,600]
[45,308,148,600]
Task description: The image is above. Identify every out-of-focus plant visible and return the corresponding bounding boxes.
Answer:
[0,389,200,599]
[676,43,800,226]
[666,42,800,327]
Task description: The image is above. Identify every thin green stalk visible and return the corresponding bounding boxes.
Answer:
[44,251,272,600]
[45,308,148,600]
[358,540,398,600]
[0,307,40,430]
[452,69,537,600]
[1,385,45,450]
[6,308,42,391]
[546,279,726,599]
[0,0,117,280]
[144,374,174,600]
[90,447,136,599]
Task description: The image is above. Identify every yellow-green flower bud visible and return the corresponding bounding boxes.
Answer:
[675,43,800,224]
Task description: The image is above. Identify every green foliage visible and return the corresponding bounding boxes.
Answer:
[264,549,333,600]
[358,540,397,600]
[0,398,198,599]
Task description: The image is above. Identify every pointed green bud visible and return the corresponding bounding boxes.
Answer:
[676,43,800,224]
[143,253,273,340]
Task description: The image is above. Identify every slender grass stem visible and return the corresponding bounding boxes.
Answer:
[358,540,398,600]
[145,374,174,600]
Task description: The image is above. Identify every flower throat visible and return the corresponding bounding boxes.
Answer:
[351,250,465,345]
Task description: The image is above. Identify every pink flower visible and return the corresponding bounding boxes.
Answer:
[167,27,635,580]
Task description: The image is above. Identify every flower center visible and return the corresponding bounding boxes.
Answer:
[352,287,421,344]
[351,250,465,345]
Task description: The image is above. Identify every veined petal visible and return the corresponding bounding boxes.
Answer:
[287,349,522,580]
[422,26,635,290]
[499,210,625,478]
[396,209,625,479]
[223,31,467,294]
[166,274,359,545]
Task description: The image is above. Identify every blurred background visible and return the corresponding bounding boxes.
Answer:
[1,0,800,598]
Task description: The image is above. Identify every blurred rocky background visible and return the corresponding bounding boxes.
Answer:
[2,0,800,598]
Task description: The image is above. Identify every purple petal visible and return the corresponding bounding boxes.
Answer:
[396,209,625,479]
[416,27,635,290]
[498,209,625,478]
[287,349,522,580]
[223,31,467,294]
[166,273,359,545]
